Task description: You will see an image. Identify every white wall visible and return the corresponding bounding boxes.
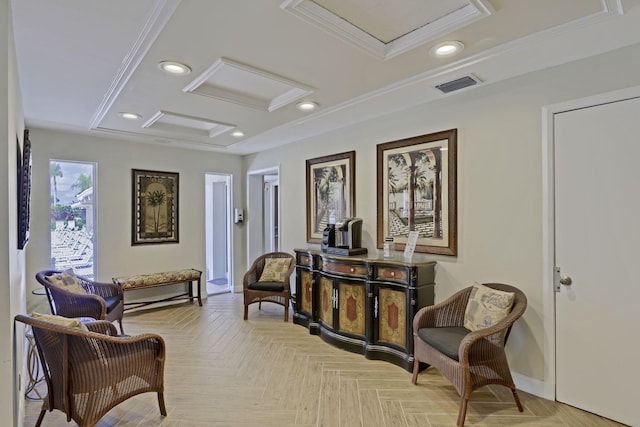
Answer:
[2,0,27,425]
[25,129,246,309]
[245,41,640,390]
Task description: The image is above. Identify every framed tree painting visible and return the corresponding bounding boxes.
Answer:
[306,151,355,243]
[132,169,179,245]
[377,129,457,256]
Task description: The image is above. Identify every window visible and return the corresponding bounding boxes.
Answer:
[49,161,96,279]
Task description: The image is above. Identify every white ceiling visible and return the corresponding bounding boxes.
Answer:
[10,0,640,155]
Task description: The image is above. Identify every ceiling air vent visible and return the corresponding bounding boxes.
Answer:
[435,75,480,94]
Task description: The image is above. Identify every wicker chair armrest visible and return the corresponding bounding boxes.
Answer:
[62,327,165,356]
[79,277,123,298]
[458,298,528,362]
[46,286,107,319]
[96,333,166,362]
[85,320,119,336]
[281,261,295,292]
[243,268,259,290]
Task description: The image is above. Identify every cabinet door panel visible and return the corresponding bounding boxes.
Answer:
[338,282,366,336]
[299,269,314,315]
[377,287,407,348]
[318,276,334,326]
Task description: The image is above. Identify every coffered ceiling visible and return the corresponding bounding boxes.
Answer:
[11,0,640,154]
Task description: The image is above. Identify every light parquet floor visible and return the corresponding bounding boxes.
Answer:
[24,293,626,426]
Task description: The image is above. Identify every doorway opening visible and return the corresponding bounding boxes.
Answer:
[205,173,233,295]
[247,167,280,265]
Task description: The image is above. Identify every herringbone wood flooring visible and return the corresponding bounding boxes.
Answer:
[24,293,626,426]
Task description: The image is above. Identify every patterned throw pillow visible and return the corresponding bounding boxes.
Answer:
[258,258,292,282]
[46,269,86,294]
[32,312,89,331]
[463,283,515,331]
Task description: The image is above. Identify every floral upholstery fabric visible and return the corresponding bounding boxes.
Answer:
[258,258,291,283]
[463,283,515,331]
[113,269,201,290]
[46,269,87,294]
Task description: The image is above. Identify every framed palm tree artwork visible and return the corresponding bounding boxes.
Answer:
[376,129,457,256]
[306,151,355,243]
[132,169,179,245]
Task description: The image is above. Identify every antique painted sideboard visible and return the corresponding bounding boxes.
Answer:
[293,248,435,371]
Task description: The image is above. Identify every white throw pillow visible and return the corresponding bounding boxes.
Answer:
[463,283,515,331]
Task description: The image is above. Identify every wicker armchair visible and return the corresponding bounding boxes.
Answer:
[36,269,125,333]
[243,252,295,322]
[411,283,527,427]
[15,314,166,427]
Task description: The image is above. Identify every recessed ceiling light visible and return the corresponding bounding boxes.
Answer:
[296,101,318,111]
[429,41,464,58]
[119,112,141,120]
[231,131,244,138]
[158,61,192,75]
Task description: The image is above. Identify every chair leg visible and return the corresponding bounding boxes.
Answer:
[35,409,46,427]
[158,392,167,416]
[243,304,248,320]
[411,359,420,385]
[511,388,524,412]
[118,319,124,335]
[457,395,469,427]
[284,301,289,322]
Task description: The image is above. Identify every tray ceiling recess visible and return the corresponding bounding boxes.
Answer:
[183,58,315,112]
[143,111,236,140]
[280,0,495,60]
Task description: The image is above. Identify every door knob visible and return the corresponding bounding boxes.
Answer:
[559,275,572,286]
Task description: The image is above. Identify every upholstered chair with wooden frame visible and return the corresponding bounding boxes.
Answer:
[243,252,295,322]
[36,269,125,333]
[411,283,527,427]
[15,313,166,427]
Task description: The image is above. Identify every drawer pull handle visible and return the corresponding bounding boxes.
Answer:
[350,267,355,273]
[390,271,395,277]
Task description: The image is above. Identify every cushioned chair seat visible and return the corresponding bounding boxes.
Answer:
[104,295,122,314]
[417,326,470,361]
[248,281,285,292]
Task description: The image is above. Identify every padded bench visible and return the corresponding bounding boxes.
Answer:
[112,268,202,311]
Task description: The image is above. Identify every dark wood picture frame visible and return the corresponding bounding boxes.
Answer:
[376,129,457,256]
[306,151,355,243]
[17,129,32,250]
[132,169,179,245]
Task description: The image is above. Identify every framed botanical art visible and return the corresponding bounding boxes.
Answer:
[306,151,355,243]
[377,129,457,256]
[132,169,179,245]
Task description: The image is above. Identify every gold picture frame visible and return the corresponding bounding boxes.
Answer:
[376,129,457,256]
[306,151,355,243]
[132,169,179,245]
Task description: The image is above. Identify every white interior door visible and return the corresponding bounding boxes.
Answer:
[554,96,640,426]
[247,167,279,265]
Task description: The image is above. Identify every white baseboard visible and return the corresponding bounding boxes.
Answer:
[513,372,554,400]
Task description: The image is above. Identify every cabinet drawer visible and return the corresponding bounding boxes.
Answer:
[374,265,409,284]
[323,259,367,278]
[298,253,312,267]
